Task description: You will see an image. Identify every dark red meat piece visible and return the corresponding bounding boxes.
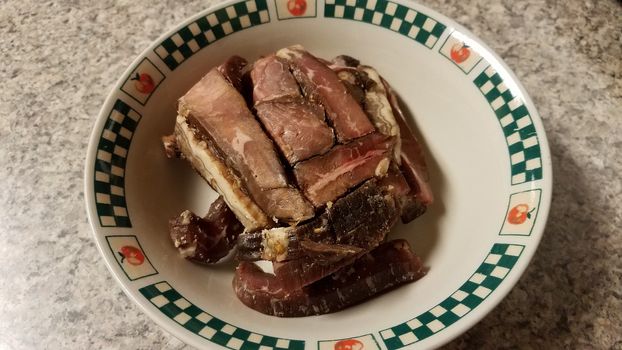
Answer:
[169,196,244,264]
[272,242,363,290]
[252,55,335,164]
[180,62,314,223]
[294,132,394,207]
[255,102,334,164]
[327,179,398,247]
[233,239,426,317]
[277,46,375,143]
[251,55,300,103]
[237,179,399,262]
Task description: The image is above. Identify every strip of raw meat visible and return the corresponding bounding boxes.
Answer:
[178,63,314,224]
[251,55,335,163]
[169,196,244,264]
[276,46,375,143]
[328,58,402,162]
[173,116,270,230]
[251,55,300,104]
[237,179,398,262]
[233,239,426,317]
[255,102,334,164]
[293,132,394,207]
[381,78,434,206]
[272,243,363,291]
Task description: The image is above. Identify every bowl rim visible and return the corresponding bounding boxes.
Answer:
[84,0,553,348]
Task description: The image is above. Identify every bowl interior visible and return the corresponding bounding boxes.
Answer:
[87,1,550,348]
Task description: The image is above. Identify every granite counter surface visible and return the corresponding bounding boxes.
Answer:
[0,0,620,349]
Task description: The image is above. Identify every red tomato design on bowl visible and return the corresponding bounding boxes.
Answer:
[118,245,145,266]
[334,339,364,350]
[287,0,307,16]
[131,72,155,94]
[450,42,470,64]
[507,204,535,225]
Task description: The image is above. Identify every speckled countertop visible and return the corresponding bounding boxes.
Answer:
[0,0,620,349]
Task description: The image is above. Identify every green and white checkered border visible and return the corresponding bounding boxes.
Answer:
[474,66,543,185]
[324,0,446,49]
[94,99,140,228]
[380,243,524,349]
[140,282,305,350]
[154,0,270,71]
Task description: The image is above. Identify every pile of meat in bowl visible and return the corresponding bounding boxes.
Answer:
[162,45,433,317]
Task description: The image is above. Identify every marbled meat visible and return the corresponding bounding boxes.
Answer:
[178,59,314,225]
[164,47,434,317]
[294,132,394,207]
[277,46,375,143]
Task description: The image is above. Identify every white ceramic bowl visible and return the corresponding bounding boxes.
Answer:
[85,0,552,348]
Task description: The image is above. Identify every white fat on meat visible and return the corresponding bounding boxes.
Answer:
[175,116,270,231]
[260,227,291,261]
[178,245,197,258]
[275,45,304,60]
[375,158,390,177]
